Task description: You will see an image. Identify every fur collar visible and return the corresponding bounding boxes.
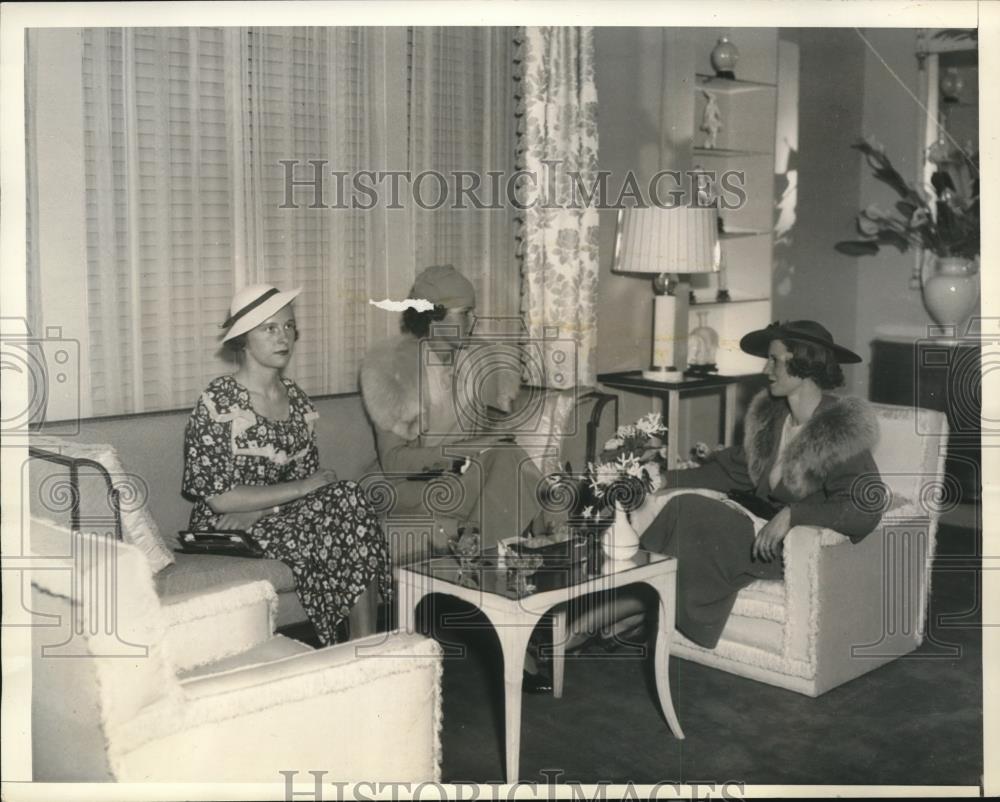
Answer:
[743,389,879,498]
[359,335,424,440]
[360,333,524,441]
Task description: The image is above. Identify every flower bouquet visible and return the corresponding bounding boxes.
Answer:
[581,413,668,561]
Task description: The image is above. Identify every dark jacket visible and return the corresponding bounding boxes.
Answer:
[667,390,883,542]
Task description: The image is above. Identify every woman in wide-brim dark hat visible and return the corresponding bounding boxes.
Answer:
[633,319,883,648]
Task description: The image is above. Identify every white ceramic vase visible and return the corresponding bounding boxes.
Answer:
[922,255,980,329]
[710,37,740,76]
[603,502,640,562]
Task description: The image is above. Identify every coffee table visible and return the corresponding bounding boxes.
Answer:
[396,547,685,781]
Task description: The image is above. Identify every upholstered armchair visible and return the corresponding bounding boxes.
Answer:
[629,402,950,697]
[29,519,442,782]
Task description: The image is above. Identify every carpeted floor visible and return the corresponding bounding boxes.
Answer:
[279,514,983,787]
[431,518,983,786]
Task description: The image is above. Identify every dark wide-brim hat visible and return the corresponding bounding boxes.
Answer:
[739,320,863,364]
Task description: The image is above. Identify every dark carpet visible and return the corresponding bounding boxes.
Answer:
[432,521,983,786]
[279,520,983,787]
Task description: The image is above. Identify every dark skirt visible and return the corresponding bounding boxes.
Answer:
[639,493,783,648]
[381,445,549,559]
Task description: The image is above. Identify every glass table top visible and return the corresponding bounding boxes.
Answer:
[402,542,672,601]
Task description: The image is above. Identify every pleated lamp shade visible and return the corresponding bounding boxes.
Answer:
[614,207,720,274]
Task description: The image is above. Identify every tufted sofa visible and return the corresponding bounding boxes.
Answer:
[27,387,616,629]
[629,402,950,697]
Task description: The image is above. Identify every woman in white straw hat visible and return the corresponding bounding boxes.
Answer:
[182,283,391,644]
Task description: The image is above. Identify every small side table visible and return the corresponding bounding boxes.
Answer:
[597,371,752,468]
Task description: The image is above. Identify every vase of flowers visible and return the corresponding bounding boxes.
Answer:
[584,413,668,562]
[836,136,980,326]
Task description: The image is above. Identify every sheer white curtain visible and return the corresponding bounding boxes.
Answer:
[79,27,394,413]
[409,27,519,319]
[48,26,519,416]
[82,28,237,414]
[237,26,382,395]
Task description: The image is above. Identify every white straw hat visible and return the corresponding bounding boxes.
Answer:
[220,284,302,342]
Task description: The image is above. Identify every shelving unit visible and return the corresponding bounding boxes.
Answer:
[695,73,776,94]
[691,292,770,307]
[687,29,782,376]
[692,147,772,158]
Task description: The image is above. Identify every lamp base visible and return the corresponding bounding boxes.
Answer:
[642,366,686,382]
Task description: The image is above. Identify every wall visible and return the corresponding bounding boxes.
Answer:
[775,28,868,394]
[778,28,941,398]
[29,29,92,418]
[854,29,937,374]
[592,28,667,429]
[593,27,667,379]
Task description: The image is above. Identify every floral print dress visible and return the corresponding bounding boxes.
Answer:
[182,375,391,645]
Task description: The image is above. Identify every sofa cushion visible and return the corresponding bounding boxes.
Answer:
[161,580,278,672]
[31,436,176,574]
[156,552,296,597]
[178,635,313,681]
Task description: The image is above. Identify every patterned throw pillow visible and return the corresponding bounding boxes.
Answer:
[29,436,175,574]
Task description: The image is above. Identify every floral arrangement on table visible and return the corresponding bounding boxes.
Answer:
[580,412,668,522]
[835,136,979,262]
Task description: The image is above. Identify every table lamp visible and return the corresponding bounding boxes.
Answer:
[613,206,720,381]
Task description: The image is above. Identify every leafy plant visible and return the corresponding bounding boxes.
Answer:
[835,137,979,261]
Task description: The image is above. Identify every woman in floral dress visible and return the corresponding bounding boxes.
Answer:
[182,284,391,645]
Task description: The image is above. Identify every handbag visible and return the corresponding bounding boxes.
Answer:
[177,529,264,558]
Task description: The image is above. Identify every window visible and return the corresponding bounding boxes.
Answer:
[34,26,518,417]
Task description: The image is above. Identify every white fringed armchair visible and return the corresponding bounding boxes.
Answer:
[29,519,443,782]
[629,402,949,697]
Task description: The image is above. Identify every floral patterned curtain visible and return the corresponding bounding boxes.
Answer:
[514,27,600,387]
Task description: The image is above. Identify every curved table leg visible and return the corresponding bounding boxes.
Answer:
[646,574,685,739]
[550,607,567,699]
[483,606,542,783]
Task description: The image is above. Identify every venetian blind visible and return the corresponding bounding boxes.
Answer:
[82,28,236,414]
[71,26,519,416]
[242,27,372,395]
[409,27,519,318]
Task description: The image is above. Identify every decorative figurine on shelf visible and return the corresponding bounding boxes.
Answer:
[700,90,723,149]
[710,36,740,80]
[939,67,964,103]
[687,311,720,375]
[693,163,718,207]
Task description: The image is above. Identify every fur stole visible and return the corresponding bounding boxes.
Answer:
[743,389,879,498]
[359,335,424,440]
[360,333,524,441]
